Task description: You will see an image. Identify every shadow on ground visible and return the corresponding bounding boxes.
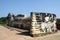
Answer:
[16,31,30,36]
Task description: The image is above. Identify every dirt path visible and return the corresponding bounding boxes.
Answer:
[0,25,60,40]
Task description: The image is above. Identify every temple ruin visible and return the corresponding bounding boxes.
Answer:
[7,12,57,37]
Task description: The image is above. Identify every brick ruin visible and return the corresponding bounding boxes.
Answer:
[30,12,57,37]
[7,12,57,37]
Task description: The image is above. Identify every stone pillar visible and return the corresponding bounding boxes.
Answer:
[30,12,40,37]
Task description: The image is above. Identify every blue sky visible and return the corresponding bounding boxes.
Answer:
[0,0,60,18]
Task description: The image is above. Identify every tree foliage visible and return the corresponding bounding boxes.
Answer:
[56,18,60,24]
[16,14,24,17]
[0,17,7,24]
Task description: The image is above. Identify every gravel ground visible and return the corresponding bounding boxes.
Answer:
[0,25,60,40]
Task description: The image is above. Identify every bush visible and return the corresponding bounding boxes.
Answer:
[0,17,7,24]
[57,18,60,24]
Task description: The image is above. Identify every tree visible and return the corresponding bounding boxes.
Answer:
[57,18,60,24]
[0,17,7,24]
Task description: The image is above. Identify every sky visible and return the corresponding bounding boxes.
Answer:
[0,0,60,18]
